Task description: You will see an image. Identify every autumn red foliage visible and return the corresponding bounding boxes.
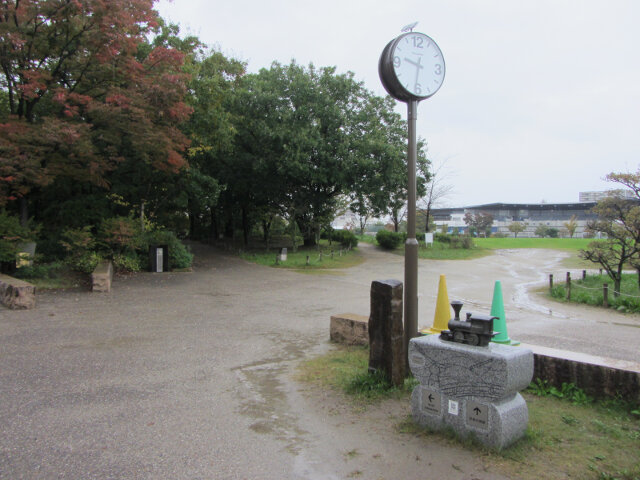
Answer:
[0,0,192,208]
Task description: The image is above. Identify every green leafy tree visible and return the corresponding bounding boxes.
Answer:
[563,215,578,238]
[0,210,34,264]
[508,221,527,238]
[223,61,422,247]
[581,195,640,295]
[464,211,493,237]
[182,49,245,239]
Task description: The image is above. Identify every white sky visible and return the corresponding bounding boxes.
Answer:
[155,0,640,207]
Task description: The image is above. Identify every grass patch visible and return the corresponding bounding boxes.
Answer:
[296,345,416,403]
[355,234,376,245]
[11,262,88,290]
[475,237,593,251]
[549,273,640,313]
[239,241,364,270]
[418,241,491,260]
[298,345,640,480]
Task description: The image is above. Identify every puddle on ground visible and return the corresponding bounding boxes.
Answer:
[233,336,318,455]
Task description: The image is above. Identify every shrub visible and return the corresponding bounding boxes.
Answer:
[449,234,474,249]
[0,211,36,263]
[13,261,65,279]
[66,251,102,274]
[142,230,193,269]
[99,216,142,253]
[434,232,451,244]
[330,229,358,248]
[60,226,101,273]
[376,230,403,250]
[112,252,142,273]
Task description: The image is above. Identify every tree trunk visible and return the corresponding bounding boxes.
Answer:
[614,277,621,298]
[241,206,249,247]
[210,209,218,242]
[19,197,28,227]
[290,213,297,253]
[262,218,272,250]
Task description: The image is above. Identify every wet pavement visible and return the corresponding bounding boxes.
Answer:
[1,242,638,479]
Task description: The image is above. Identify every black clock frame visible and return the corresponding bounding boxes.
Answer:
[378,32,443,102]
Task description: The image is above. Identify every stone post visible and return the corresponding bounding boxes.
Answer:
[368,279,405,386]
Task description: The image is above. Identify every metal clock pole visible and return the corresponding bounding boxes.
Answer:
[378,25,445,374]
[405,99,419,361]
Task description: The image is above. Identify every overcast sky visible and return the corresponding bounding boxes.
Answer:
[156,0,640,207]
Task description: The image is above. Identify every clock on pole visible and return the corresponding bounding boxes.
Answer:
[379,31,445,102]
[378,26,446,369]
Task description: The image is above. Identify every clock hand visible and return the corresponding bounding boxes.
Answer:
[404,56,423,89]
[403,57,424,70]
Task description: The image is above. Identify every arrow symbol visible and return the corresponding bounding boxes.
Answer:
[428,394,434,403]
[474,407,482,416]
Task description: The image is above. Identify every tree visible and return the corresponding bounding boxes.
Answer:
[563,215,578,238]
[182,48,245,239]
[580,178,640,294]
[508,221,527,238]
[420,158,454,233]
[222,61,424,247]
[464,211,493,237]
[0,1,192,229]
[535,225,549,237]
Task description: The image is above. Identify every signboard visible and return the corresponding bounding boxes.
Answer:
[421,387,441,415]
[425,232,434,245]
[466,400,489,430]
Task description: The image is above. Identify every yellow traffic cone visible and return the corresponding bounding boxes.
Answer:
[421,274,451,335]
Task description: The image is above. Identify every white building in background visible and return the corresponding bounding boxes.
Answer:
[579,190,635,202]
[331,210,358,230]
[430,202,599,237]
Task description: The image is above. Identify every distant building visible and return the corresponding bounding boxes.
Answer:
[579,190,635,202]
[430,202,599,237]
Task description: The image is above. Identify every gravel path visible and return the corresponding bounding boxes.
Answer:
[1,242,637,479]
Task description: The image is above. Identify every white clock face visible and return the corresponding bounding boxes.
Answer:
[392,33,445,98]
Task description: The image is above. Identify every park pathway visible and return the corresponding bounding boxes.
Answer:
[1,242,638,479]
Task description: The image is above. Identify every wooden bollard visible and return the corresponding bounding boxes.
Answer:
[582,270,587,280]
[306,255,310,266]
[603,283,609,307]
[566,272,571,300]
[549,274,553,291]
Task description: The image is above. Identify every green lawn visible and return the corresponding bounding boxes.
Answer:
[239,241,364,270]
[474,237,592,251]
[299,345,640,480]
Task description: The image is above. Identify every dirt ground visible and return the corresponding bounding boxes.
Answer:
[1,242,638,479]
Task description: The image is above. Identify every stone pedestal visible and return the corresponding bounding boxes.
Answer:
[409,334,533,449]
[368,279,404,386]
[91,261,113,292]
[330,313,369,346]
[0,273,36,309]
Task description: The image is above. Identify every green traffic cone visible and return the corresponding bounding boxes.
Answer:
[490,280,520,346]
